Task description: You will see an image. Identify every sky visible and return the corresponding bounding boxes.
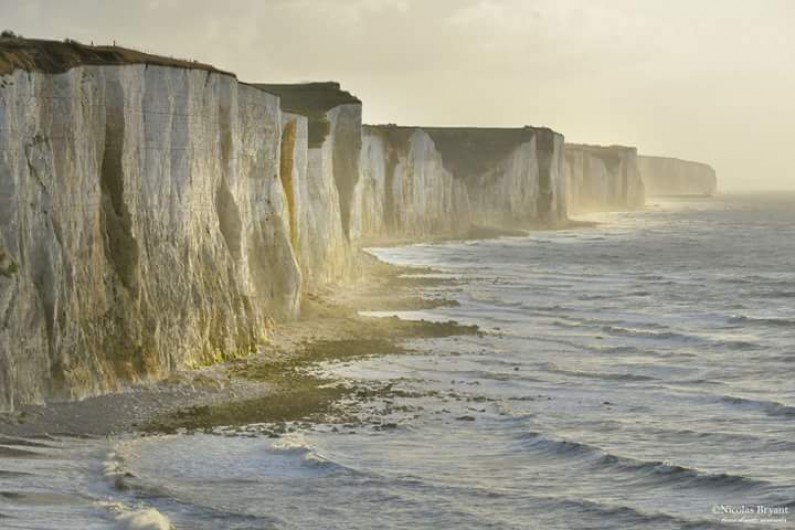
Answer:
[3,0,794,190]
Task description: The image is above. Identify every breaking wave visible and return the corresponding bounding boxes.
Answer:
[517,432,771,492]
[728,314,795,327]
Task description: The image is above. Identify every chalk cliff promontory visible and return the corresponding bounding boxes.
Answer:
[358,125,566,241]
[639,155,718,197]
[358,126,471,240]
[0,40,305,410]
[564,144,645,214]
[256,83,362,291]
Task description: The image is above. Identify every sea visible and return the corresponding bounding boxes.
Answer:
[1,193,794,529]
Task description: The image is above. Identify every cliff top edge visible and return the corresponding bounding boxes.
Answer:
[565,143,637,152]
[0,36,233,77]
[255,82,361,118]
[639,154,716,171]
[363,124,562,182]
[365,124,560,135]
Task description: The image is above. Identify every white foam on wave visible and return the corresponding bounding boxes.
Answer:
[100,501,173,530]
[270,432,337,467]
[102,451,123,478]
[303,452,332,465]
[270,432,314,454]
[357,309,452,323]
[100,447,173,530]
[114,508,173,530]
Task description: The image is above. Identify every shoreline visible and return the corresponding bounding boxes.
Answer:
[0,252,477,438]
[0,216,611,438]
[360,219,601,249]
[0,218,601,438]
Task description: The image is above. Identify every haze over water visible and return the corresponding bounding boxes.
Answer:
[2,193,794,529]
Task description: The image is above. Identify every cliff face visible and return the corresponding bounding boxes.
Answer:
[358,126,471,240]
[358,126,566,241]
[0,40,606,412]
[564,144,645,214]
[0,63,306,410]
[259,83,361,291]
[425,127,567,228]
[639,156,718,197]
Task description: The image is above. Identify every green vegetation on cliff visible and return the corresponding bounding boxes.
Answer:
[0,35,230,76]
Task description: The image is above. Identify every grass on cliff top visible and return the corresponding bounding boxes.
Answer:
[0,36,231,76]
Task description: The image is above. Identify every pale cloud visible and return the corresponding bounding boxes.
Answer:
[272,0,409,22]
[448,0,541,32]
[356,0,409,13]
[448,1,654,59]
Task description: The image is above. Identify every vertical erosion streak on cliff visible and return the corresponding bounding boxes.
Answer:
[97,72,157,384]
[216,99,242,262]
[28,226,59,392]
[99,83,139,294]
[598,151,622,208]
[383,142,398,233]
[379,128,412,234]
[246,206,299,322]
[536,130,555,224]
[215,179,242,262]
[331,106,361,240]
[22,121,63,393]
[279,118,299,252]
[619,155,629,206]
[623,150,646,209]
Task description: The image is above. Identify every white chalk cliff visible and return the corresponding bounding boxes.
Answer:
[358,126,471,240]
[259,83,363,292]
[0,63,305,410]
[564,144,645,214]
[358,125,567,241]
[639,155,718,196]
[0,38,717,411]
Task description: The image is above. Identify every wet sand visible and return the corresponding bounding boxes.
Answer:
[0,252,477,437]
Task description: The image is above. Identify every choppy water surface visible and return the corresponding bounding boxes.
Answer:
[2,193,794,529]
